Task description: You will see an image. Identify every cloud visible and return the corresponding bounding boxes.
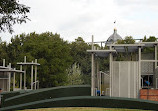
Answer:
[1,0,158,43]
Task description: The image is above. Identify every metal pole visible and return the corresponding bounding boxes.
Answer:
[96,58,99,96]
[99,71,101,96]
[20,65,22,89]
[138,47,141,96]
[35,59,37,90]
[31,61,33,90]
[24,56,26,90]
[154,45,157,88]
[155,44,157,69]
[91,35,95,96]
[13,68,15,91]
[109,46,113,97]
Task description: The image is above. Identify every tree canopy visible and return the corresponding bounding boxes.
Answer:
[0,0,30,33]
[0,33,157,88]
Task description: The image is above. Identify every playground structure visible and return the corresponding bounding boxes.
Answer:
[0,59,24,92]
[17,56,40,90]
[1,29,158,110]
[0,56,40,92]
[87,29,158,100]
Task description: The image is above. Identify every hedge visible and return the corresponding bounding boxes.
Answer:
[1,96,158,111]
[3,85,91,107]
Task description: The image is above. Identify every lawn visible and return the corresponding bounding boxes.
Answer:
[20,107,152,111]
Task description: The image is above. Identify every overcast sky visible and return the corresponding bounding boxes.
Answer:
[1,0,158,42]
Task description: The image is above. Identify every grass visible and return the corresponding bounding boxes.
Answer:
[20,107,152,111]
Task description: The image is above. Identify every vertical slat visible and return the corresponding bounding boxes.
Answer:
[20,65,22,89]
[24,56,26,90]
[91,35,95,96]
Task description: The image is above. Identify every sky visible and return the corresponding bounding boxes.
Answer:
[1,0,158,43]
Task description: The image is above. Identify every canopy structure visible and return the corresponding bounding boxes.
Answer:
[107,44,145,52]
[87,36,158,98]
[87,50,116,57]
[0,60,25,92]
[0,56,40,92]
[17,56,40,90]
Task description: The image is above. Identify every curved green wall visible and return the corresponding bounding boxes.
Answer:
[3,85,91,107]
[1,96,158,111]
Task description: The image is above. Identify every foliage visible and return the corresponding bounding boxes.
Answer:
[0,0,30,33]
[0,41,8,65]
[116,36,135,61]
[4,32,72,88]
[69,37,91,84]
[124,36,135,44]
[143,36,157,42]
[142,36,157,53]
[117,36,135,44]
[66,63,84,85]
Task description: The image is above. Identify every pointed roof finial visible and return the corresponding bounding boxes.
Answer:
[114,20,117,31]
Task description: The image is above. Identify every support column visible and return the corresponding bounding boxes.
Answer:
[96,57,100,95]
[91,35,95,96]
[8,63,11,91]
[13,68,16,91]
[155,44,157,69]
[35,59,37,90]
[20,65,22,89]
[138,47,141,92]
[119,62,120,97]
[109,46,113,97]
[24,56,26,90]
[154,44,157,88]
[134,62,136,98]
[99,71,101,96]
[3,59,5,67]
[31,61,34,90]
[128,62,130,98]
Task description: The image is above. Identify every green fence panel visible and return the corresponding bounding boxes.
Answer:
[1,96,158,111]
[3,85,91,107]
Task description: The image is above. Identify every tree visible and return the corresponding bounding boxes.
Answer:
[124,36,135,44]
[66,63,84,85]
[0,41,8,65]
[117,36,135,44]
[6,32,73,88]
[69,37,91,84]
[116,36,135,61]
[142,36,157,53]
[143,36,157,42]
[0,0,30,33]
